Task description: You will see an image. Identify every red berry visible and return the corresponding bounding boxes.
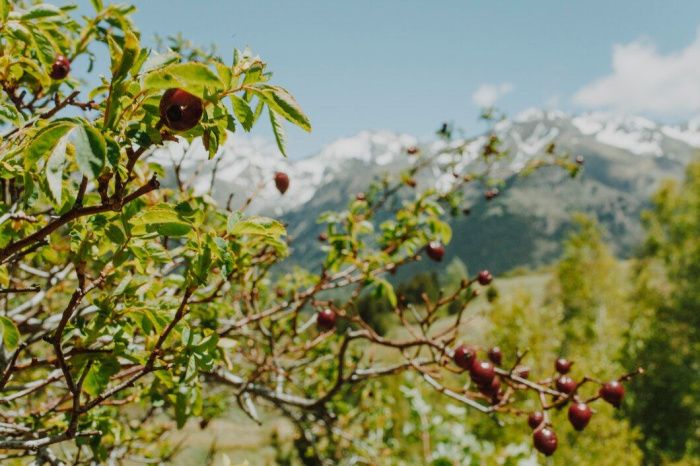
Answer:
[575,155,585,165]
[318,232,328,242]
[274,172,290,195]
[533,427,558,456]
[555,375,577,394]
[528,412,545,430]
[316,309,337,331]
[50,55,71,80]
[487,347,503,365]
[426,241,445,262]
[568,402,592,431]
[406,146,419,155]
[555,358,573,374]
[159,88,203,132]
[479,375,501,397]
[452,345,475,370]
[355,192,366,201]
[599,381,625,408]
[484,189,499,201]
[477,270,492,286]
[470,360,496,386]
[515,366,530,379]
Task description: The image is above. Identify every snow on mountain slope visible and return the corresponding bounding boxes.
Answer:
[150,110,700,216]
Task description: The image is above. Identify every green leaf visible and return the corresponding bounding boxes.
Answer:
[25,122,75,167]
[20,4,62,20]
[83,357,120,397]
[89,0,103,12]
[31,30,55,66]
[226,211,243,234]
[0,0,9,24]
[45,129,71,204]
[141,49,179,74]
[251,83,311,132]
[268,108,287,157]
[143,62,222,97]
[229,216,286,239]
[112,30,140,80]
[0,316,20,350]
[131,204,192,237]
[72,123,106,178]
[375,279,397,308]
[230,94,254,131]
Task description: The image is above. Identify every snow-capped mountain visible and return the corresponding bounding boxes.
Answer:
[151,110,698,272]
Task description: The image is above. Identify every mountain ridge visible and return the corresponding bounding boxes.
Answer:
[151,110,697,273]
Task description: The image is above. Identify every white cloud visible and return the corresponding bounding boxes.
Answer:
[472,82,513,107]
[573,30,700,117]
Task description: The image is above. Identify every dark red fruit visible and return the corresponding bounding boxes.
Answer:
[515,366,530,379]
[528,411,545,430]
[470,360,496,386]
[484,189,499,201]
[406,146,419,155]
[575,155,585,165]
[555,358,573,374]
[452,345,475,370]
[274,172,290,195]
[487,347,503,365]
[533,427,558,456]
[355,192,366,201]
[555,375,576,394]
[462,207,471,216]
[159,88,203,132]
[50,55,71,80]
[568,402,592,431]
[477,270,493,286]
[316,309,337,331]
[426,241,445,262]
[318,232,328,242]
[599,380,625,408]
[479,375,501,397]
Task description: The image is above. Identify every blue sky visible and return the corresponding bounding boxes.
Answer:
[70,1,700,158]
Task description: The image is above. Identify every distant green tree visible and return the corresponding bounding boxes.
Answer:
[554,213,627,359]
[623,162,700,464]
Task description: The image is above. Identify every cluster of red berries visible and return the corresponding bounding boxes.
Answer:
[531,358,626,455]
[452,348,627,456]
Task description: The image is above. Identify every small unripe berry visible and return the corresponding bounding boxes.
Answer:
[452,345,475,370]
[487,347,503,365]
[555,358,573,374]
[274,172,290,194]
[426,241,445,262]
[568,402,592,431]
[599,380,625,408]
[316,309,337,331]
[470,360,496,386]
[533,427,558,456]
[477,270,492,286]
[50,55,71,80]
[555,375,576,394]
[528,411,544,430]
